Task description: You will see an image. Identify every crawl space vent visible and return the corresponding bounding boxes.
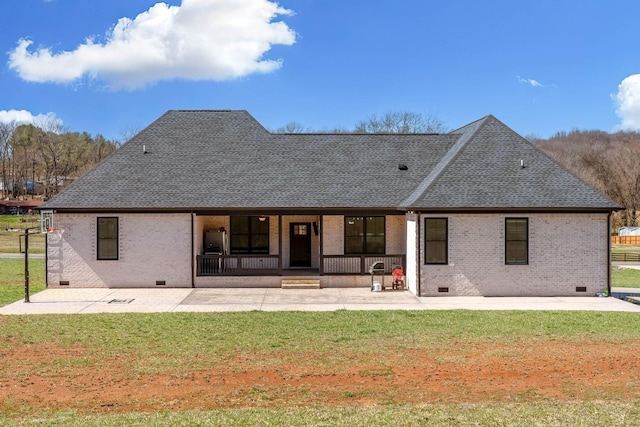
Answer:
[438,287,449,293]
[575,286,587,292]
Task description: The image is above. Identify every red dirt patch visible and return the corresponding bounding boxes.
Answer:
[1,340,639,414]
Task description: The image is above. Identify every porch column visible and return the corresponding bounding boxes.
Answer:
[405,213,419,295]
[278,215,283,274]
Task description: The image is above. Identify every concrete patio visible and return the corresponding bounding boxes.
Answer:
[2,287,640,314]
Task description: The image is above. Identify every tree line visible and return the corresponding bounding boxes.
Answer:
[0,118,117,199]
[532,130,640,229]
[2,110,638,230]
[276,110,640,230]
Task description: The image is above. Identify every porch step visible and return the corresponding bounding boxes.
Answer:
[281,279,321,289]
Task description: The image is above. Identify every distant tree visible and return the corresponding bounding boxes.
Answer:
[354,111,448,133]
[0,121,17,198]
[7,120,117,198]
[9,124,39,198]
[115,125,142,148]
[273,121,309,133]
[534,129,640,228]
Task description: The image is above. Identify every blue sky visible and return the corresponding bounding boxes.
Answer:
[1,0,639,141]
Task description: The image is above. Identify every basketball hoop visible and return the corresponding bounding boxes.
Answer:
[45,228,65,239]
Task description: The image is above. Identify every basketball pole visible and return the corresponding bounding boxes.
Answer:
[23,227,41,303]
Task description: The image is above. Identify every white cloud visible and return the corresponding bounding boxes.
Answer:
[8,0,297,90]
[516,76,544,87]
[614,74,640,131]
[0,110,62,128]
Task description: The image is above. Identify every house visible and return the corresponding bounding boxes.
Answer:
[0,199,43,215]
[39,110,620,296]
[618,226,640,237]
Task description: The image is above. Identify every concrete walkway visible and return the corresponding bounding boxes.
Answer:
[2,287,640,315]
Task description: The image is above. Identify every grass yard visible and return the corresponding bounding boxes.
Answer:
[1,231,639,425]
[0,309,639,425]
[612,266,640,288]
[0,258,46,306]
[0,214,45,254]
[611,244,640,254]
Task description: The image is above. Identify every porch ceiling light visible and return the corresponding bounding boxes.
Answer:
[258,216,267,222]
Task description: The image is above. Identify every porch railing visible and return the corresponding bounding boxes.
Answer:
[322,254,406,275]
[197,254,280,276]
[197,254,406,276]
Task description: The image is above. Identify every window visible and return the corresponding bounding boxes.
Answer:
[293,224,308,236]
[425,218,448,264]
[97,217,118,260]
[344,216,385,254]
[505,218,528,264]
[230,216,269,254]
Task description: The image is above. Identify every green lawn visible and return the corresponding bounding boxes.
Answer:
[0,258,46,306]
[2,402,639,427]
[612,267,640,288]
[1,310,640,425]
[1,233,639,425]
[612,244,640,254]
[0,214,45,253]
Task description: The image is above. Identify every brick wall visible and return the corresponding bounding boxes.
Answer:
[418,213,609,296]
[48,213,192,288]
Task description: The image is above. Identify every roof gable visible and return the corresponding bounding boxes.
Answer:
[406,116,620,210]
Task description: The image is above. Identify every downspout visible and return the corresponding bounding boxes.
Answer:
[191,212,195,288]
[416,212,421,296]
[45,228,48,288]
[607,212,612,297]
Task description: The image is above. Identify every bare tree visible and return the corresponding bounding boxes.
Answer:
[115,125,142,148]
[6,119,117,198]
[0,121,17,198]
[272,111,449,134]
[354,111,448,133]
[535,129,640,228]
[272,121,309,133]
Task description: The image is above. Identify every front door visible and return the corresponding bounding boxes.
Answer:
[290,223,312,267]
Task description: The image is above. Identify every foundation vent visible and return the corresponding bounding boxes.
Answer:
[59,280,69,286]
[576,286,587,292]
[156,280,166,286]
[438,287,449,293]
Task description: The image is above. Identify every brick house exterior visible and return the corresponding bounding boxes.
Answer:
[41,111,619,296]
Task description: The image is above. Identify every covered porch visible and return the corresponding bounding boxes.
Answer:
[193,212,407,288]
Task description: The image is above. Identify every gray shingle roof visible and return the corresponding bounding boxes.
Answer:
[42,110,620,212]
[406,116,620,210]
